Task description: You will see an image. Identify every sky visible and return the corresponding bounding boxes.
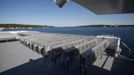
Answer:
[0,0,134,27]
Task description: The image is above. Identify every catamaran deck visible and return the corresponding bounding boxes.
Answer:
[0,41,134,75]
[0,31,134,75]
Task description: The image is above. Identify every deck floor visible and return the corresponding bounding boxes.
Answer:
[0,41,42,73]
[0,41,134,75]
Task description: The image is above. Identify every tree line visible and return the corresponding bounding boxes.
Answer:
[0,24,53,28]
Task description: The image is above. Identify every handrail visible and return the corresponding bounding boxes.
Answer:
[121,41,132,57]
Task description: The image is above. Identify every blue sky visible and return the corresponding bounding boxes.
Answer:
[0,0,134,27]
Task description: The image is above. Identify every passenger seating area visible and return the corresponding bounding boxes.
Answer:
[0,31,118,74]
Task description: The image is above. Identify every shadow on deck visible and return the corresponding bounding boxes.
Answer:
[0,55,134,75]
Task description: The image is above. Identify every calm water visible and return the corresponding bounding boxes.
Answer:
[3,27,134,58]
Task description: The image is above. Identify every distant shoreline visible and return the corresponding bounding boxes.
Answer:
[79,25,134,28]
[0,24,54,28]
[0,24,134,28]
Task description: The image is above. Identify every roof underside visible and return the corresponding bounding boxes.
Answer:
[55,0,134,15]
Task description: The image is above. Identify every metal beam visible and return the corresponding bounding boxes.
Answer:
[55,0,134,14]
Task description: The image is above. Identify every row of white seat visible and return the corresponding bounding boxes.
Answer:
[19,32,109,57]
[62,38,104,62]
[19,32,96,55]
[20,36,94,55]
[18,31,116,73]
[60,38,109,70]
[81,40,108,67]
[19,32,112,72]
